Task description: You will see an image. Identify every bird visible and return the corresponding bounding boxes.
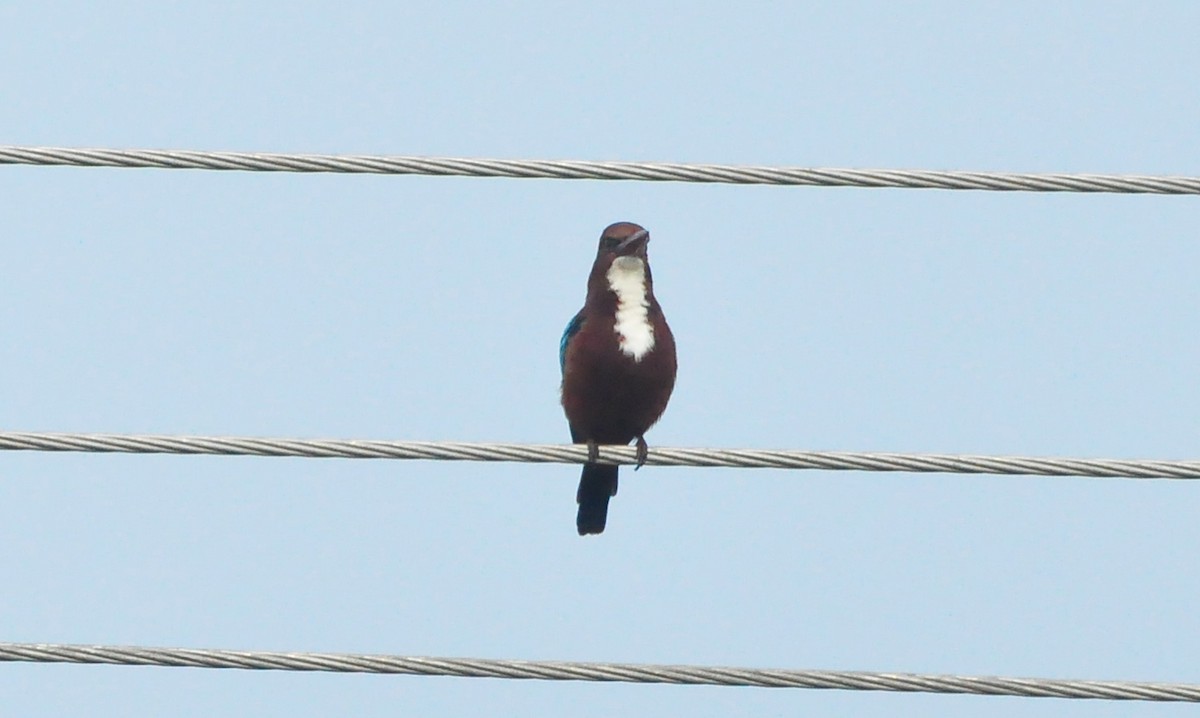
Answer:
[559,222,677,535]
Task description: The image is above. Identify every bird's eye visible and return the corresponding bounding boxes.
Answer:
[601,236,619,249]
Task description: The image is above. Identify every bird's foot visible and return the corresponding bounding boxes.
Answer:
[586,439,600,464]
[634,435,648,470]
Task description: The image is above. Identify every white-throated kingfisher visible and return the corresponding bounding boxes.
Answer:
[559,222,677,535]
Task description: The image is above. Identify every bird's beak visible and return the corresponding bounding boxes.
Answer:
[616,229,649,254]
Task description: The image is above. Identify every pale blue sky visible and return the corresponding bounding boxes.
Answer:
[2,2,1199,716]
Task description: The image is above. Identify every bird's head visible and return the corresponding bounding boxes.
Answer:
[585,221,656,298]
[595,222,650,261]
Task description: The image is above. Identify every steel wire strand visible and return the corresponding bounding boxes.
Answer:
[0,642,1196,701]
[1,431,1199,479]
[3,145,1200,194]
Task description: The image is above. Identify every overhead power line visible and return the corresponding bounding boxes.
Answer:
[0,641,1195,702]
[1,431,1198,479]
[2,144,1198,194]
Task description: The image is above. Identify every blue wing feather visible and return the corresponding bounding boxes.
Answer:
[559,312,584,374]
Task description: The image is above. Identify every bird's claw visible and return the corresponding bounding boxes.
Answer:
[634,436,648,470]
[586,439,600,463]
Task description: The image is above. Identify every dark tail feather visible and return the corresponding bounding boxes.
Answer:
[576,463,619,535]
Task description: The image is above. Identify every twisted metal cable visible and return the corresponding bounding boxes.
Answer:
[0,641,1195,702]
[1,431,1199,479]
[2,145,1199,194]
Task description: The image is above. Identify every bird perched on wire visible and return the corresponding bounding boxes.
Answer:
[559,222,677,535]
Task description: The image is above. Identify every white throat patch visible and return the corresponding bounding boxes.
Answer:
[606,256,655,361]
